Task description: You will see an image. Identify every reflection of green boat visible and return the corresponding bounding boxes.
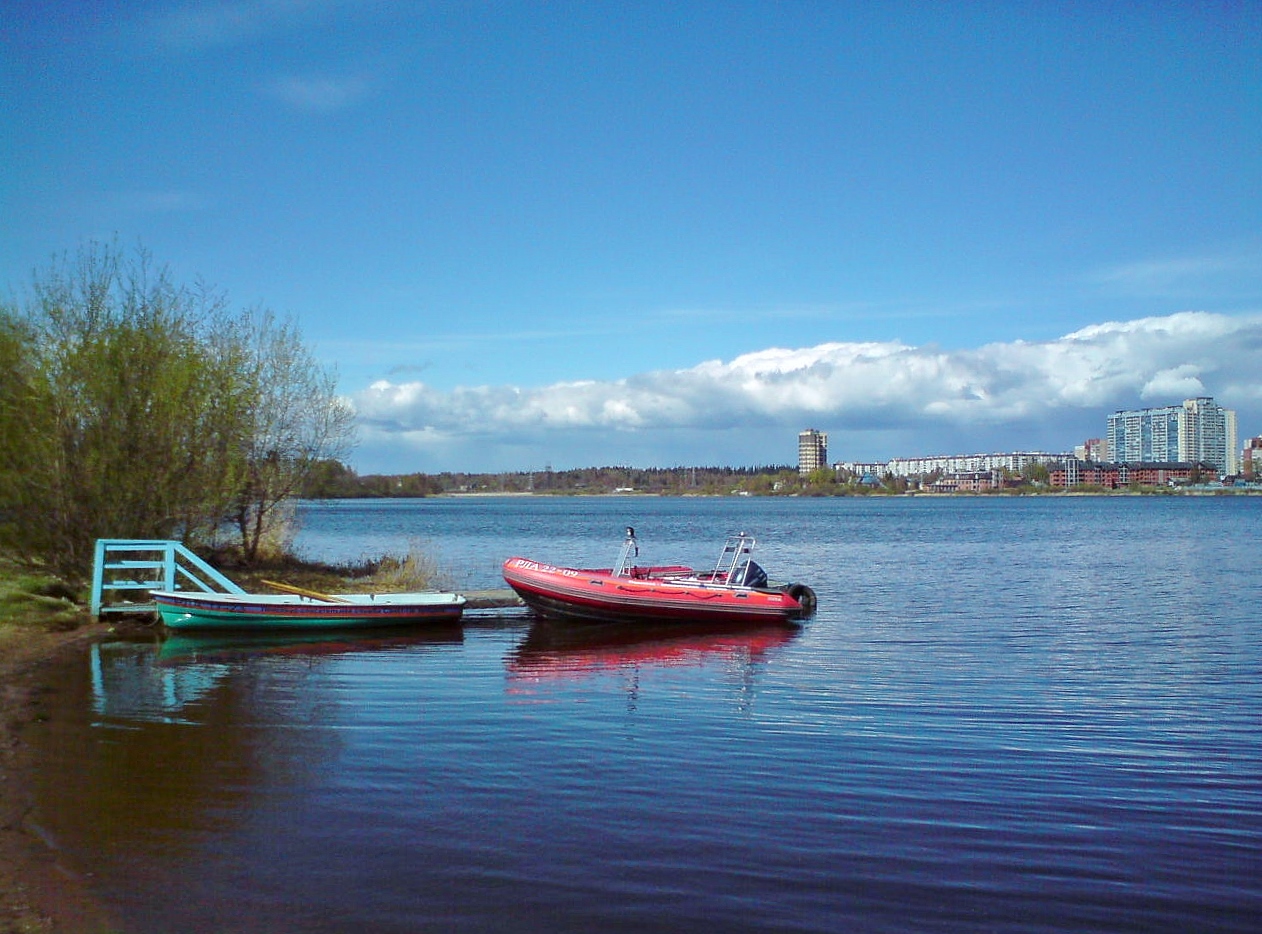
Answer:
[151,589,466,631]
[157,626,464,664]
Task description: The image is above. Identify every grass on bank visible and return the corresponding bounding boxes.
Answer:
[0,567,86,633]
[0,561,91,663]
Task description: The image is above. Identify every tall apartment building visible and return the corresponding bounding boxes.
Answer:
[1074,438,1108,462]
[1180,397,1238,475]
[798,429,828,476]
[1106,397,1238,475]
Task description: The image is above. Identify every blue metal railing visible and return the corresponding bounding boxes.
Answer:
[90,539,245,618]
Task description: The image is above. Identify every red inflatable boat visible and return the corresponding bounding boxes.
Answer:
[502,528,817,625]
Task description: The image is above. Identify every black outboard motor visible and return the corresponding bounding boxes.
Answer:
[734,560,768,588]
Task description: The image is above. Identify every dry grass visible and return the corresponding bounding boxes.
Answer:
[356,539,455,593]
[228,539,456,596]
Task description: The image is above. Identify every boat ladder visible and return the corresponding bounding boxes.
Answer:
[90,539,245,619]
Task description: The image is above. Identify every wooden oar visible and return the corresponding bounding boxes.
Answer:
[261,579,352,604]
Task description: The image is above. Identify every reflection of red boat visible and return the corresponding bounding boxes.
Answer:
[502,529,817,625]
[508,620,799,681]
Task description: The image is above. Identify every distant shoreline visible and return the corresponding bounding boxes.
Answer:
[329,487,1262,500]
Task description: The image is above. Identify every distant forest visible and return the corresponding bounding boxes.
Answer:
[299,461,816,498]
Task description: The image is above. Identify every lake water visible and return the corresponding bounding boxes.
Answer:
[27,496,1262,932]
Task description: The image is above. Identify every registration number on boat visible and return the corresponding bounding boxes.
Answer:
[511,558,580,577]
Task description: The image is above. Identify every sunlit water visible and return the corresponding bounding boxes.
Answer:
[27,496,1262,932]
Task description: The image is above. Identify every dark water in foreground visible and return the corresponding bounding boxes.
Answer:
[27,496,1262,932]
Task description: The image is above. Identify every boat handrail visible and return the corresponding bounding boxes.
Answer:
[611,528,760,587]
[90,538,246,618]
[612,526,640,577]
[711,532,756,585]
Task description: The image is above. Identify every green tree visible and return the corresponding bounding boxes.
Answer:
[301,459,360,498]
[0,243,355,579]
[803,465,838,495]
[225,309,355,563]
[1021,461,1050,485]
[881,473,909,494]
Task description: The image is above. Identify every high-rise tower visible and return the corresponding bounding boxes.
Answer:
[1106,397,1237,475]
[798,429,828,476]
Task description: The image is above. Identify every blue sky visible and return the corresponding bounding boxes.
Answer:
[4,1,1260,473]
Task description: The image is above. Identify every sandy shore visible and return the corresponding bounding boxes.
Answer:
[0,623,119,934]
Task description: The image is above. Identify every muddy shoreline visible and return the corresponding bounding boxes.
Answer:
[0,624,119,933]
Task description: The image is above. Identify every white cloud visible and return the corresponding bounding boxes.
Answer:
[348,312,1262,472]
[148,0,344,48]
[267,74,373,112]
[1095,246,1262,299]
[1141,366,1206,401]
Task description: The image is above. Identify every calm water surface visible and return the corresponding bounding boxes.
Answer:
[28,496,1262,932]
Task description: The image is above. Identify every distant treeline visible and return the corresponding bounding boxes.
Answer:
[299,459,1256,502]
[300,461,806,498]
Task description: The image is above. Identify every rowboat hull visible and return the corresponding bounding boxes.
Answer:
[502,557,809,625]
[151,590,466,631]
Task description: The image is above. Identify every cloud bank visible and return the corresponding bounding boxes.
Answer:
[349,312,1262,472]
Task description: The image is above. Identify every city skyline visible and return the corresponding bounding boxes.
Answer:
[4,5,1259,473]
[834,396,1246,479]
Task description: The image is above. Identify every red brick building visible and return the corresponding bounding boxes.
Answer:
[1049,461,1212,489]
[1048,462,1120,489]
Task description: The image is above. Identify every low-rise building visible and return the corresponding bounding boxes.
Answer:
[929,471,1006,493]
[1049,460,1214,489]
[1120,461,1214,487]
[1049,461,1120,489]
